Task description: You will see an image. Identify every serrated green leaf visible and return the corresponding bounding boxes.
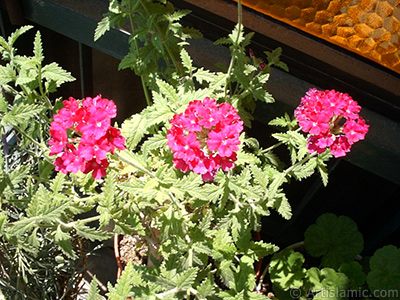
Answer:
[94,16,111,41]
[8,25,33,47]
[194,68,217,84]
[50,172,66,194]
[33,31,44,62]
[273,194,292,220]
[88,276,105,300]
[197,275,216,299]
[0,64,15,85]
[180,48,192,73]
[41,62,75,85]
[121,113,148,150]
[107,261,136,300]
[249,241,279,259]
[175,267,198,290]
[75,222,113,241]
[304,213,364,270]
[157,78,179,103]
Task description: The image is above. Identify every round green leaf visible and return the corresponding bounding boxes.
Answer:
[339,262,366,289]
[269,249,306,291]
[304,213,364,269]
[367,245,400,300]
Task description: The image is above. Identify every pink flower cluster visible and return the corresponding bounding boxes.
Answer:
[295,88,369,157]
[49,95,125,179]
[167,98,243,181]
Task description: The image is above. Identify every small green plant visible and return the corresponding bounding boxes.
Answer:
[267,213,400,300]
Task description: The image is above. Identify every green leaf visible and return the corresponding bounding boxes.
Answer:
[54,225,77,259]
[8,25,33,47]
[0,94,7,113]
[94,16,111,41]
[33,31,44,62]
[306,267,349,299]
[74,222,113,241]
[269,249,306,291]
[234,255,256,292]
[249,241,279,259]
[197,275,216,299]
[88,276,105,300]
[304,213,364,270]
[339,262,366,289]
[157,78,179,103]
[175,267,198,290]
[194,68,217,84]
[180,48,192,73]
[121,113,147,150]
[107,261,136,300]
[0,64,15,85]
[273,194,292,220]
[367,245,400,300]
[41,62,75,85]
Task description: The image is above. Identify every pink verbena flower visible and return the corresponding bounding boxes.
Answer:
[167,97,243,181]
[49,95,125,179]
[295,88,369,158]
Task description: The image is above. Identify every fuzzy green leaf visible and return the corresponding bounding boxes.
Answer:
[88,276,105,300]
[197,275,216,299]
[74,222,113,241]
[121,114,148,150]
[41,62,75,85]
[0,64,15,85]
[180,48,192,73]
[175,267,198,290]
[107,261,136,300]
[94,16,111,41]
[0,93,7,112]
[194,68,217,84]
[33,31,44,62]
[8,25,33,47]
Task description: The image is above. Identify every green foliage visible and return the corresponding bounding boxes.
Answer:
[269,249,306,290]
[94,0,202,98]
[367,245,400,300]
[304,214,364,269]
[267,214,398,300]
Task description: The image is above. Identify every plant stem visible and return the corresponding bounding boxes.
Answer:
[224,0,243,98]
[127,1,152,106]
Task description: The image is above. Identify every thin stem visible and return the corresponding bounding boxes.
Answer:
[261,142,283,153]
[13,125,48,153]
[284,152,317,176]
[58,215,101,229]
[224,0,243,98]
[127,1,152,106]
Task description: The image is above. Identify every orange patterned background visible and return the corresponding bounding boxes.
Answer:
[237,0,400,74]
